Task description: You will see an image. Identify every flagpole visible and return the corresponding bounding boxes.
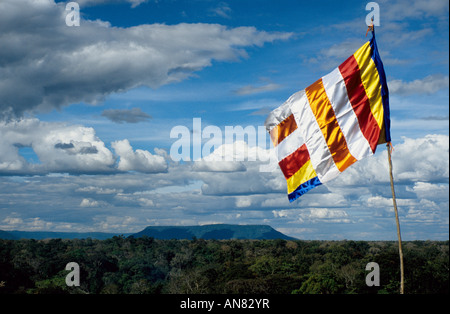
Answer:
[386,142,404,294]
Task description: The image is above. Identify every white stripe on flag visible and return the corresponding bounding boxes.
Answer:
[275,128,305,162]
[265,97,292,133]
[322,68,373,161]
[289,90,340,183]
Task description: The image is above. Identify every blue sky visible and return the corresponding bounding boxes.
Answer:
[0,0,448,240]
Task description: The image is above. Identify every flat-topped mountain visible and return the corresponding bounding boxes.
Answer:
[131,224,296,240]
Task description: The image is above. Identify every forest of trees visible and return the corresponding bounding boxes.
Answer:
[0,237,448,294]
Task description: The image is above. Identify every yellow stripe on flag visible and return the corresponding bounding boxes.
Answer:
[286,159,317,194]
[353,42,384,131]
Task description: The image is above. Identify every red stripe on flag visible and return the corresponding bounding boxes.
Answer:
[278,143,310,179]
[338,55,381,153]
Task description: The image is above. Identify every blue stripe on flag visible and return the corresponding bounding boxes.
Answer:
[370,29,391,143]
[288,176,322,202]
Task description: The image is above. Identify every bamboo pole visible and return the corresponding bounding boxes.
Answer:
[387,142,404,294]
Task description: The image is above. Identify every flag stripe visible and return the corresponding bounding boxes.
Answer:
[286,159,318,194]
[338,55,381,153]
[352,42,384,132]
[370,36,391,143]
[264,94,294,135]
[322,68,373,160]
[288,176,322,202]
[278,143,309,179]
[305,78,357,172]
[269,114,297,146]
[290,91,340,183]
[275,127,305,162]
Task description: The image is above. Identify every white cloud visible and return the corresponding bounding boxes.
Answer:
[211,2,232,19]
[234,83,282,95]
[392,135,449,182]
[112,139,168,173]
[307,208,348,220]
[0,118,169,175]
[0,0,292,118]
[380,0,449,20]
[389,74,449,96]
[0,118,115,174]
[407,182,449,200]
[192,140,271,172]
[336,134,449,185]
[192,160,246,172]
[235,196,252,208]
[80,198,101,207]
[76,186,123,194]
[2,217,23,226]
[28,218,53,231]
[263,196,291,208]
[272,208,351,224]
[94,215,139,232]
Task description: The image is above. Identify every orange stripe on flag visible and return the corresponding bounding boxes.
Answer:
[305,78,357,172]
[269,114,297,146]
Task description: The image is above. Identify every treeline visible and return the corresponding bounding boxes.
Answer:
[0,237,448,294]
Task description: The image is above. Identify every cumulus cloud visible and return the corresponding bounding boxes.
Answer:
[112,139,168,173]
[272,208,351,224]
[389,74,449,96]
[391,135,449,182]
[0,118,115,174]
[335,134,449,186]
[235,196,252,208]
[80,198,101,207]
[0,118,168,175]
[192,140,284,195]
[406,182,449,200]
[192,140,271,172]
[0,0,292,118]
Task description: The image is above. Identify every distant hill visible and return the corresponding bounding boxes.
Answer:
[0,230,18,240]
[0,224,296,240]
[131,224,296,240]
[0,230,131,240]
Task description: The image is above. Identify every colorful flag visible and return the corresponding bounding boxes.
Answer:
[265,32,390,202]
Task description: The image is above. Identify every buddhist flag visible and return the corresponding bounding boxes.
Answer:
[265,32,390,202]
